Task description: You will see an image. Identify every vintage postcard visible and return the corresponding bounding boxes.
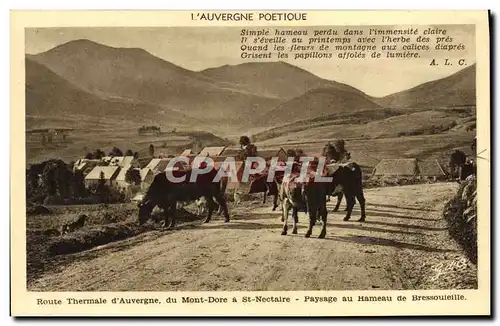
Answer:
[10,10,490,317]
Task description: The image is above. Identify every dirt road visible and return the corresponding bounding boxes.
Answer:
[29,182,477,291]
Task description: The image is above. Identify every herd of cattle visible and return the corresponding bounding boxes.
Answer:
[53,143,476,239]
[137,137,477,238]
[137,157,366,239]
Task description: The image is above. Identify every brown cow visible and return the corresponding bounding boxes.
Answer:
[279,161,329,238]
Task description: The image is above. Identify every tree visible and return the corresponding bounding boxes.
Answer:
[125,168,142,185]
[109,146,123,157]
[40,160,69,198]
[26,168,40,199]
[286,149,296,157]
[93,149,105,159]
[295,149,305,157]
[149,144,155,157]
[73,170,87,198]
[97,171,109,203]
[57,167,72,199]
[125,149,134,156]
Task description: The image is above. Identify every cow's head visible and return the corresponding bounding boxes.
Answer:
[326,163,358,190]
[137,198,156,225]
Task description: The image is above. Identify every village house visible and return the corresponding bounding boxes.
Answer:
[140,168,155,191]
[106,156,139,168]
[220,147,241,157]
[84,166,121,188]
[256,148,288,162]
[72,158,101,176]
[108,156,141,189]
[371,158,420,178]
[416,159,448,181]
[144,157,178,174]
[180,149,193,156]
[199,146,226,157]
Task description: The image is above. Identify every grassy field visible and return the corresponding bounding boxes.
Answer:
[26,103,475,169]
[258,131,474,171]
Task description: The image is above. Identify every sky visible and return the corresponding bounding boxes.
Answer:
[25,25,475,97]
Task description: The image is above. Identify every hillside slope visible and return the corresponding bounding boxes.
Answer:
[25,57,198,128]
[378,65,476,108]
[257,87,382,126]
[28,39,281,123]
[201,61,375,102]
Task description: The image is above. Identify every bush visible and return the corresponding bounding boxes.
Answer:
[27,205,53,216]
[442,177,477,264]
[48,222,145,256]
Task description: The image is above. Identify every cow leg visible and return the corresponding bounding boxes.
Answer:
[345,195,355,211]
[216,197,223,216]
[162,203,174,229]
[204,195,216,223]
[343,196,355,221]
[318,201,328,239]
[262,191,267,204]
[333,193,343,212]
[291,206,299,234]
[305,207,316,238]
[168,205,176,229]
[214,193,230,223]
[281,200,291,235]
[272,194,279,211]
[356,192,367,222]
[279,197,285,221]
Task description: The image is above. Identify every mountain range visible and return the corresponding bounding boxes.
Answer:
[26,39,476,131]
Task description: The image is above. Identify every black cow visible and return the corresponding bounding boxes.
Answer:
[138,169,230,229]
[327,193,351,212]
[249,172,282,211]
[459,160,476,181]
[325,162,366,222]
[449,149,467,179]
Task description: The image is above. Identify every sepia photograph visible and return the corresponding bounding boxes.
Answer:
[10,10,491,317]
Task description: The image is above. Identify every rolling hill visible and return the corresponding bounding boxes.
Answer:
[377,64,476,108]
[25,58,199,129]
[200,61,374,102]
[256,87,382,126]
[27,39,281,124]
[25,38,477,155]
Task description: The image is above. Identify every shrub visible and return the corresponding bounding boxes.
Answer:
[442,177,477,264]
